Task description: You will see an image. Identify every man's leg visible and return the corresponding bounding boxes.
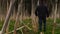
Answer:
[39,18,43,32]
[43,17,46,32]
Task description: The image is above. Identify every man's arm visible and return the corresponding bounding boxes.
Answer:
[35,7,38,16]
[46,7,49,17]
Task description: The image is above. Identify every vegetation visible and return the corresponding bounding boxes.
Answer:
[0,18,60,34]
[0,0,60,34]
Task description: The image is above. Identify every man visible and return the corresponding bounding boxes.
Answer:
[35,0,49,34]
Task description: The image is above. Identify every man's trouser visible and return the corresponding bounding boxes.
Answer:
[38,16,46,32]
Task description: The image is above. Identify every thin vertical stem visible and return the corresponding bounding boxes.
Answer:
[14,0,23,34]
[52,0,58,34]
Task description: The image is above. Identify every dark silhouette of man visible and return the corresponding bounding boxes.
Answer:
[35,0,49,34]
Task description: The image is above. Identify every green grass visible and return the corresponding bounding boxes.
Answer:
[9,20,15,32]
[0,18,60,34]
[0,20,4,30]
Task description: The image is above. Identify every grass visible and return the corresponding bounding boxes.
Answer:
[0,18,60,34]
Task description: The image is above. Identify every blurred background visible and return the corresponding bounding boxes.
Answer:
[0,0,60,34]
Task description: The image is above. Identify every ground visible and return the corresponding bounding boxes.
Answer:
[0,18,60,34]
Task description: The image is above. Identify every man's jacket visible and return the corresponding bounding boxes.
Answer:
[35,5,49,17]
